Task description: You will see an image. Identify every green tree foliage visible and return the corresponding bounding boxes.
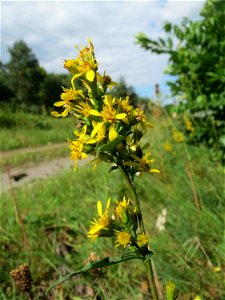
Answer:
[0,61,14,103]
[39,73,70,109]
[0,40,70,111]
[6,40,45,106]
[136,0,225,160]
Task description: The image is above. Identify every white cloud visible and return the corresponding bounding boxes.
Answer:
[1,0,204,98]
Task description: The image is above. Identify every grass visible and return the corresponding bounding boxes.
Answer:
[0,145,68,171]
[0,108,74,151]
[0,119,224,300]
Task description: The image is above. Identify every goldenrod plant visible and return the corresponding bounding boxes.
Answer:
[49,39,160,299]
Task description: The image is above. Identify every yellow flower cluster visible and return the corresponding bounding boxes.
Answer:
[183,113,195,133]
[185,119,194,132]
[87,197,149,250]
[172,129,185,143]
[162,141,173,152]
[51,39,159,174]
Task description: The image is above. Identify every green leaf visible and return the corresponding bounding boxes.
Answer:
[159,38,166,46]
[168,37,173,49]
[96,136,124,153]
[46,252,143,294]
[163,22,172,33]
[142,142,150,150]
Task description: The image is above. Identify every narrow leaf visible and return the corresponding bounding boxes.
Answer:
[46,253,143,294]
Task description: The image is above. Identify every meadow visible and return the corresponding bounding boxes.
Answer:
[0,109,224,299]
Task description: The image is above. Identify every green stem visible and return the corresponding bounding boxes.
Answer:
[145,259,159,300]
[118,164,159,300]
[118,165,145,233]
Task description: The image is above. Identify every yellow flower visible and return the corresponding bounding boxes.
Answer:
[124,151,160,173]
[133,108,154,128]
[193,296,202,300]
[162,141,172,152]
[51,87,84,118]
[64,58,78,73]
[114,196,130,219]
[213,266,221,272]
[64,39,98,89]
[69,140,88,163]
[166,280,177,300]
[136,233,149,247]
[185,119,194,132]
[74,102,93,117]
[90,95,128,141]
[118,96,133,114]
[87,198,112,240]
[132,151,160,173]
[114,230,131,248]
[172,130,184,143]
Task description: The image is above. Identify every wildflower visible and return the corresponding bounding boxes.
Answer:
[64,39,98,89]
[172,130,184,143]
[114,230,131,248]
[166,280,177,300]
[185,119,194,132]
[68,139,88,170]
[114,196,130,220]
[163,141,172,152]
[133,108,153,128]
[118,96,133,114]
[124,151,159,173]
[51,87,84,117]
[74,102,93,117]
[90,95,128,141]
[213,266,221,272]
[193,296,202,300]
[137,151,159,173]
[136,233,149,247]
[87,198,112,239]
[156,208,167,231]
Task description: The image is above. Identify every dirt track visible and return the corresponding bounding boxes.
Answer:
[0,143,87,193]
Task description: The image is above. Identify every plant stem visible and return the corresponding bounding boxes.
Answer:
[118,164,159,300]
[145,259,159,300]
[118,165,145,233]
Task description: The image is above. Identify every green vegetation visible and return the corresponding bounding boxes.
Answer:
[0,108,73,151]
[1,117,224,299]
[0,40,69,110]
[0,146,68,171]
[136,0,225,161]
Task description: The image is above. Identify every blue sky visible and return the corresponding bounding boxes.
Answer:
[1,0,204,101]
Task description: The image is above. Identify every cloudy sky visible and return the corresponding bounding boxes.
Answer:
[1,0,204,99]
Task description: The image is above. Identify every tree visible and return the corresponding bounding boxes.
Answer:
[39,73,70,109]
[6,40,45,106]
[136,0,225,160]
[0,61,14,104]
